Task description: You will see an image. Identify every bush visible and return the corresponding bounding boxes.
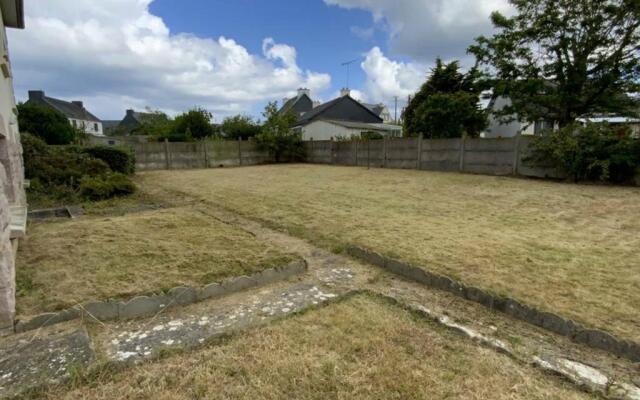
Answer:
[83,145,135,174]
[17,103,77,145]
[528,123,640,183]
[79,173,136,201]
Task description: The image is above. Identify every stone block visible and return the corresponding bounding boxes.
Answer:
[539,312,575,336]
[119,295,169,320]
[221,276,257,293]
[575,329,623,355]
[464,286,494,308]
[199,282,226,300]
[81,301,119,321]
[168,286,198,306]
[15,308,80,332]
[256,268,279,284]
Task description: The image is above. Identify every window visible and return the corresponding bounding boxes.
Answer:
[94,123,98,131]
[72,120,77,128]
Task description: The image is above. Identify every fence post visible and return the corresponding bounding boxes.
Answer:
[512,134,521,175]
[330,138,335,164]
[354,140,358,166]
[203,139,209,168]
[164,138,170,170]
[309,138,314,163]
[238,137,242,166]
[417,133,423,170]
[367,139,370,169]
[459,135,466,172]
[382,137,387,168]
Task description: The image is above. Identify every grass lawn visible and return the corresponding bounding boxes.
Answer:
[41,295,592,399]
[16,206,296,316]
[141,165,640,342]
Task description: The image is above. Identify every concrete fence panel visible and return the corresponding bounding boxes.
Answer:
[386,137,419,169]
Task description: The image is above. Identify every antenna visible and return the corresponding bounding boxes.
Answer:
[341,58,359,89]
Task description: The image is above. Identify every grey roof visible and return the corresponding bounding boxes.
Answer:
[362,103,386,117]
[29,95,101,122]
[0,0,24,29]
[102,120,121,130]
[323,120,401,132]
[279,94,314,116]
[296,95,382,126]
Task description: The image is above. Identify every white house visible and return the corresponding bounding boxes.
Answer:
[26,90,104,136]
[0,0,26,333]
[300,119,402,141]
[483,96,556,138]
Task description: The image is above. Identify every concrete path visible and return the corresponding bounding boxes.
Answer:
[2,201,640,399]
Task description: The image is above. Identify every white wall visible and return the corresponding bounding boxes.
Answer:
[70,118,104,136]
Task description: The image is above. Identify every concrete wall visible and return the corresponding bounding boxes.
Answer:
[133,139,273,171]
[305,136,566,179]
[0,9,25,333]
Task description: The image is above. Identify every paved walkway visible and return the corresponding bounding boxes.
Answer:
[2,203,639,399]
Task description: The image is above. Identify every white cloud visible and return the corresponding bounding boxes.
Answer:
[325,0,512,63]
[350,26,375,41]
[8,0,331,119]
[360,47,426,103]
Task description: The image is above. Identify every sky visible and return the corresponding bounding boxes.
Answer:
[7,0,512,121]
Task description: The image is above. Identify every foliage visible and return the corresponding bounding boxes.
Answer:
[221,114,261,140]
[130,110,173,137]
[527,123,640,183]
[469,0,640,126]
[172,107,215,140]
[360,131,384,140]
[255,102,304,162]
[83,145,135,174]
[17,103,76,145]
[79,173,137,201]
[21,133,136,205]
[403,59,487,138]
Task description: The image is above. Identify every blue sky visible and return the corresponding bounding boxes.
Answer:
[8,0,510,120]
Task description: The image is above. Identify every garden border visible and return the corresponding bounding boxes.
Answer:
[346,245,640,362]
[14,260,307,333]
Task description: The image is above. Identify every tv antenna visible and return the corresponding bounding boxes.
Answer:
[341,58,359,89]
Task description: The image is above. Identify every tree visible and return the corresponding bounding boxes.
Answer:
[468,0,640,127]
[221,115,261,140]
[172,107,214,140]
[255,102,303,162]
[131,110,172,137]
[17,103,76,145]
[403,59,487,138]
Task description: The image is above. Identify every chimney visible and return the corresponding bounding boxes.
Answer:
[28,90,44,101]
[297,88,310,98]
[72,101,84,109]
[340,88,351,97]
[126,109,135,117]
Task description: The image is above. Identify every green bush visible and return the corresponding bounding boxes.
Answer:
[79,173,136,201]
[528,123,640,183]
[17,103,77,145]
[83,145,135,174]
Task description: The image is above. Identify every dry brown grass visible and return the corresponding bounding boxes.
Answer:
[16,206,296,316]
[43,295,593,399]
[141,165,640,342]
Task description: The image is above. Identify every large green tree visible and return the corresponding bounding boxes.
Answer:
[172,107,215,140]
[255,102,302,162]
[221,114,261,140]
[403,59,487,138]
[468,0,640,127]
[17,103,76,145]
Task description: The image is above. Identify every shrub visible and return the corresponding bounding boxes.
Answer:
[528,123,640,183]
[83,145,135,174]
[79,173,136,201]
[17,103,77,145]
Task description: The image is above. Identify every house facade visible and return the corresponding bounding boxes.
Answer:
[26,90,104,136]
[0,0,25,334]
[483,96,556,138]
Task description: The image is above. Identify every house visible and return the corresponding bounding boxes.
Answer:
[293,89,402,140]
[578,115,640,138]
[362,102,393,123]
[26,90,104,136]
[279,88,316,118]
[483,96,556,138]
[0,0,26,333]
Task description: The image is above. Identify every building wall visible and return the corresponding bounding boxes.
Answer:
[70,118,103,136]
[0,8,25,333]
[301,120,397,141]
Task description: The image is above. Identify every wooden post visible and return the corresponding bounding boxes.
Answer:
[512,134,521,175]
[203,139,209,168]
[417,133,423,170]
[164,138,170,170]
[382,137,387,168]
[459,135,466,172]
[238,137,242,166]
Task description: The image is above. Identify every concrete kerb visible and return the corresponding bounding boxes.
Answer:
[14,260,308,333]
[346,245,640,363]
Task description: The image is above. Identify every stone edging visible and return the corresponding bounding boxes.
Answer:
[346,246,640,363]
[14,260,307,333]
[28,205,84,220]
